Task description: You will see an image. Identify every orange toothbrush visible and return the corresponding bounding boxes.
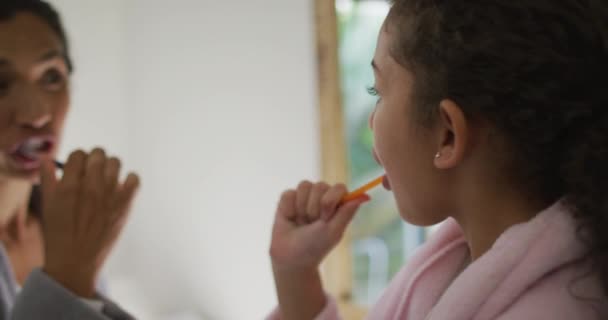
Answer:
[341,175,384,204]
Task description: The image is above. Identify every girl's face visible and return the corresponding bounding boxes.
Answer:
[0,13,70,182]
[369,25,450,226]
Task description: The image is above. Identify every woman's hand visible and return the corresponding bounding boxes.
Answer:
[40,148,139,298]
[269,181,368,320]
[270,181,369,271]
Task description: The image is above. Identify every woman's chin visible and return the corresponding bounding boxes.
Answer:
[0,167,40,184]
[396,202,445,227]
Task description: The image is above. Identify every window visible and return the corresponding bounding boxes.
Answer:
[315,0,428,317]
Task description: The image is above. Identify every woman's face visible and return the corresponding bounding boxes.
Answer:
[0,13,70,182]
[369,24,448,226]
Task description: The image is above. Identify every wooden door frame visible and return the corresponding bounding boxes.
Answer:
[313,0,367,318]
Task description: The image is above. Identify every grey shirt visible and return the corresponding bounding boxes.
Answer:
[0,245,134,320]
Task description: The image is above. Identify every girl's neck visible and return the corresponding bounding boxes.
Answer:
[454,188,548,261]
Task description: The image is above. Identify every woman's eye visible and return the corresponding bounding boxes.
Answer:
[367,85,381,105]
[367,85,379,97]
[40,69,66,90]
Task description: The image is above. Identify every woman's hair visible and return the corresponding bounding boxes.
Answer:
[0,0,72,72]
[28,185,42,220]
[387,0,608,293]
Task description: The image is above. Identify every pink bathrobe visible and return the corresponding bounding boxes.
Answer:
[268,202,608,319]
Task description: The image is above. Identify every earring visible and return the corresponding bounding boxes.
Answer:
[435,152,442,159]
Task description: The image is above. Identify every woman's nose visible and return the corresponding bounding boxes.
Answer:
[14,85,52,130]
[368,109,376,130]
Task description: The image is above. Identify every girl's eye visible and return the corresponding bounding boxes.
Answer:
[367,85,379,97]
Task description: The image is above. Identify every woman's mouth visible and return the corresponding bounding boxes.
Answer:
[372,149,391,190]
[382,175,392,190]
[8,136,56,170]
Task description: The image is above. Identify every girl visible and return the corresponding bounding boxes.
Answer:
[268,0,608,319]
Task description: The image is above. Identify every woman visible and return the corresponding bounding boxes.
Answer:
[268,0,608,319]
[0,1,140,319]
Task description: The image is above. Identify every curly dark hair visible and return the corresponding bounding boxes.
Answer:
[387,0,608,294]
[0,0,73,72]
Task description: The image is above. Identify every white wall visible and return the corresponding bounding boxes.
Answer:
[48,1,319,319]
[48,0,129,162]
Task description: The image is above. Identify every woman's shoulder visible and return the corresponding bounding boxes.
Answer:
[367,219,469,319]
[498,260,608,320]
[0,242,17,318]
